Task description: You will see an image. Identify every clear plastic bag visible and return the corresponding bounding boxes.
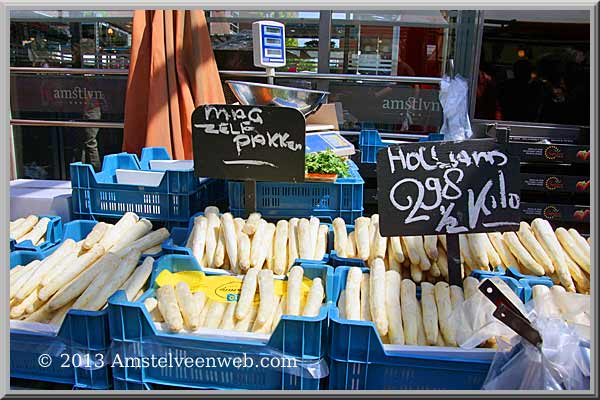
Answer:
[483,318,590,390]
[451,278,590,389]
[452,277,524,349]
[439,75,473,141]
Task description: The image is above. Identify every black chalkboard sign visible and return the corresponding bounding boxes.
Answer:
[376,139,521,237]
[192,104,306,182]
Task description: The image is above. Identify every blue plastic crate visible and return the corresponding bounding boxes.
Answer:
[108,254,332,390]
[70,147,227,227]
[358,129,404,164]
[228,160,363,224]
[328,266,495,390]
[11,215,63,255]
[359,129,443,163]
[161,212,331,267]
[10,251,112,389]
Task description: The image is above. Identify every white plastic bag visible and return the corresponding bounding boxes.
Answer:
[439,75,473,141]
[483,318,590,390]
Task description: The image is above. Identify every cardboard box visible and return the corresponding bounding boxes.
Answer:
[10,181,72,222]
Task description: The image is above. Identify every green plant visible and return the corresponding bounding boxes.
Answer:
[305,149,350,177]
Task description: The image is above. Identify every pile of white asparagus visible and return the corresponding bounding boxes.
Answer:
[144,265,324,335]
[332,216,591,293]
[532,285,590,330]
[184,207,329,274]
[338,263,501,347]
[9,212,169,326]
[10,215,51,245]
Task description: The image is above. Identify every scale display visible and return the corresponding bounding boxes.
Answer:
[305,131,355,157]
[253,21,286,68]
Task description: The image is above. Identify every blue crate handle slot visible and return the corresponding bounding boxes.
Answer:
[12,215,63,255]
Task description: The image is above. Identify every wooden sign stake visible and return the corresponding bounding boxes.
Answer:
[245,179,257,216]
[446,234,462,287]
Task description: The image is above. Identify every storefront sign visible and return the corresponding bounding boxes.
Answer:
[192,104,305,182]
[328,82,443,128]
[10,74,127,116]
[376,140,521,236]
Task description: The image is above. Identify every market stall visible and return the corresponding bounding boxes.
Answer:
[8,12,591,393]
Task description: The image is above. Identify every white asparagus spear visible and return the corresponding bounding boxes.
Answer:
[556,227,590,273]
[315,224,329,262]
[309,217,320,260]
[273,220,289,275]
[204,213,221,268]
[400,278,418,345]
[17,217,49,244]
[297,219,312,260]
[157,284,184,332]
[302,278,324,317]
[287,218,299,268]
[112,228,170,258]
[369,259,388,336]
[332,217,348,258]
[99,212,138,251]
[345,267,362,321]
[255,269,275,328]
[123,257,154,301]
[38,244,105,301]
[109,219,153,253]
[82,250,142,311]
[286,266,304,316]
[83,222,111,250]
[235,268,259,320]
[517,222,555,274]
[11,215,38,240]
[48,253,122,310]
[531,219,575,291]
[421,282,438,345]
[355,217,371,261]
[389,236,405,263]
[190,216,208,265]
[360,273,371,321]
[386,271,404,344]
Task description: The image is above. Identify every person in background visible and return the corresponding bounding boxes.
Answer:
[498,59,539,122]
[535,53,569,125]
[73,93,103,171]
[475,49,502,120]
[396,57,415,77]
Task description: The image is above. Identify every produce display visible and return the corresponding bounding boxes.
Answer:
[10,215,50,245]
[183,207,329,274]
[145,265,325,335]
[305,149,350,177]
[9,212,169,325]
[337,265,520,347]
[332,216,591,293]
[532,285,590,340]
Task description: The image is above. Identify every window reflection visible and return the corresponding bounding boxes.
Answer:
[475,14,590,126]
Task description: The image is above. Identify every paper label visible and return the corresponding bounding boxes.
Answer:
[155,270,313,304]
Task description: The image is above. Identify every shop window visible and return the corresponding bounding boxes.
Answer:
[474,11,590,126]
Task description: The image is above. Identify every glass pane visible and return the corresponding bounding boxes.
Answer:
[331,11,449,76]
[328,81,441,133]
[11,18,132,68]
[475,10,590,125]
[12,124,123,179]
[10,73,127,122]
[209,11,321,72]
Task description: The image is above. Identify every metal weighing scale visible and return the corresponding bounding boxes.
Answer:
[225,20,355,158]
